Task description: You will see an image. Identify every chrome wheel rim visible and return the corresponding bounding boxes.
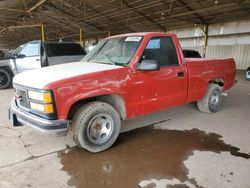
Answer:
[87,114,114,145]
[209,89,220,109]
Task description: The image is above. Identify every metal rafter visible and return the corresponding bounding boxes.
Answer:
[27,0,47,13]
[0,0,250,48]
[84,3,135,32]
[21,0,28,10]
[122,0,166,31]
[46,1,103,31]
[177,0,207,24]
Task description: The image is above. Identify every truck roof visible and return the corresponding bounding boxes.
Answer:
[108,32,176,39]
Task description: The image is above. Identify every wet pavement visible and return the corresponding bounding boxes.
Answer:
[0,71,250,188]
[58,127,249,188]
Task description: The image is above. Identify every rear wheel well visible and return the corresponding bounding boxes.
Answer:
[209,78,224,87]
[67,94,126,121]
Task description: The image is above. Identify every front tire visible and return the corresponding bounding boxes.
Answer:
[197,84,222,113]
[72,101,121,153]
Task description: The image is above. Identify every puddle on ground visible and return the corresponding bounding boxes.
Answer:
[58,127,250,188]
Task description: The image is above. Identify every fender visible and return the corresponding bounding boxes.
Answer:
[54,81,128,120]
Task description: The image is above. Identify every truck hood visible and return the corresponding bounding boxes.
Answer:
[13,61,122,89]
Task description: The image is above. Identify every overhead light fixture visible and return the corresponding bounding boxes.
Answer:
[214,0,219,5]
[161,12,165,20]
[194,22,200,27]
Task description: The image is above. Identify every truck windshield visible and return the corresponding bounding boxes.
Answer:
[82,36,143,66]
[11,44,24,56]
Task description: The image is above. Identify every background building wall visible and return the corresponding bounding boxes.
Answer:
[169,19,250,70]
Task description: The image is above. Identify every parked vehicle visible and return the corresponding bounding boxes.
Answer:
[246,66,250,80]
[183,49,201,58]
[0,50,6,59]
[0,59,13,89]
[9,32,236,152]
[0,40,86,89]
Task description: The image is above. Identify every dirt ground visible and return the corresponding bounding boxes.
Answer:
[0,71,249,188]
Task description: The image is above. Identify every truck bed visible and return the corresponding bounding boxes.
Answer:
[185,58,236,103]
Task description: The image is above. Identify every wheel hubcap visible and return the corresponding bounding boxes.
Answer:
[209,90,220,109]
[87,114,114,145]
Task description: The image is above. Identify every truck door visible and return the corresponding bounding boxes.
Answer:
[15,41,41,73]
[133,36,188,115]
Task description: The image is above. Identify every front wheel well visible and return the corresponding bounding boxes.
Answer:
[0,66,14,77]
[67,94,126,121]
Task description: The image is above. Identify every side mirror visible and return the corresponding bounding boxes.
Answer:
[137,59,159,71]
[16,54,26,58]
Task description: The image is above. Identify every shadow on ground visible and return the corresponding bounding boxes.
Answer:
[58,127,250,188]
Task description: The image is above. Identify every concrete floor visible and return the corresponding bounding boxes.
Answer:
[0,71,249,188]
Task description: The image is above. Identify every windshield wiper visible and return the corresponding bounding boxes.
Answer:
[91,61,113,65]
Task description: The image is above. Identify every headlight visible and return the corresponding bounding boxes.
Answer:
[28,91,52,103]
[28,91,54,113]
[30,102,54,113]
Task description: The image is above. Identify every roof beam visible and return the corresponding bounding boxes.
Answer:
[21,0,28,11]
[234,0,250,14]
[84,4,135,32]
[46,1,103,32]
[122,0,166,31]
[0,7,26,13]
[169,3,237,18]
[177,0,207,24]
[27,0,47,13]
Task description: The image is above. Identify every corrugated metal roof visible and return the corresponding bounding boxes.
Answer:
[0,0,250,48]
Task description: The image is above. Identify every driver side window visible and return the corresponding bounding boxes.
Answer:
[141,36,179,67]
[19,42,39,57]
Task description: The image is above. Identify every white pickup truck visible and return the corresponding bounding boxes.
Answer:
[0,40,86,89]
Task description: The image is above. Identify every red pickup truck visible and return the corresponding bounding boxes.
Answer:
[9,32,236,152]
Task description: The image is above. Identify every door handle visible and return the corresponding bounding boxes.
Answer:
[177,72,184,77]
[36,59,40,62]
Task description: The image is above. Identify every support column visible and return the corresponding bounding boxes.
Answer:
[41,24,45,42]
[80,28,84,46]
[202,24,208,57]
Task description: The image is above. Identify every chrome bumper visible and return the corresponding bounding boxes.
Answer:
[9,98,69,136]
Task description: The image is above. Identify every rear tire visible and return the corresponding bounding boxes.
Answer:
[0,68,12,89]
[72,101,121,153]
[197,84,222,113]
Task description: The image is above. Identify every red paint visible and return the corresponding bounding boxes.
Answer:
[44,33,236,120]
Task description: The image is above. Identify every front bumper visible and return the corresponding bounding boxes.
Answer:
[9,98,69,136]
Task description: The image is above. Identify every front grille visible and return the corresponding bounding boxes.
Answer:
[16,89,29,109]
